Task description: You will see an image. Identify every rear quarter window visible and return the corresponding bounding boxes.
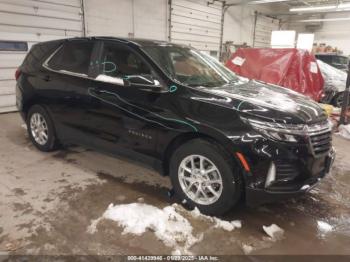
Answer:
[47,41,94,76]
[21,40,62,73]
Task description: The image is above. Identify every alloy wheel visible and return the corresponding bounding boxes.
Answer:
[178,155,224,205]
[30,113,49,145]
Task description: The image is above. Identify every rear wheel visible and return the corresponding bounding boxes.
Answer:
[169,139,243,216]
[27,105,58,152]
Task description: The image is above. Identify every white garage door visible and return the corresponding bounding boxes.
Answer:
[84,0,168,41]
[253,14,279,48]
[0,0,83,113]
[170,0,223,56]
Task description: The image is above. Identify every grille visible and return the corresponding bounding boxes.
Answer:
[275,160,299,182]
[310,131,332,156]
[306,120,332,157]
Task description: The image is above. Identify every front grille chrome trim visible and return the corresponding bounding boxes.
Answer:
[307,121,332,157]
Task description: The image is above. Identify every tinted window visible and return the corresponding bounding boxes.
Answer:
[100,42,152,78]
[47,41,93,75]
[22,41,62,73]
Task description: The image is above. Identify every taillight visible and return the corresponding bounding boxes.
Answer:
[15,68,21,81]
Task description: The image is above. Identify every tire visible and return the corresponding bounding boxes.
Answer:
[169,139,243,216]
[26,105,58,152]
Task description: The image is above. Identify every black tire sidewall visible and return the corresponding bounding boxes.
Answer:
[169,139,243,216]
[27,105,57,152]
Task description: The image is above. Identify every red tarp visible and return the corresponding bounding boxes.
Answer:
[225,48,324,101]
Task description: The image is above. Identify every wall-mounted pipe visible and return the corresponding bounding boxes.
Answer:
[81,0,87,37]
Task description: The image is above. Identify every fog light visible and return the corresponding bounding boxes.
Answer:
[265,162,276,188]
[301,185,310,191]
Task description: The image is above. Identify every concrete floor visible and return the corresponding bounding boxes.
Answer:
[1,112,350,256]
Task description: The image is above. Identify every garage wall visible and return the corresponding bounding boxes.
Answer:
[309,16,350,56]
[0,0,83,113]
[223,5,256,45]
[85,0,223,54]
[253,13,279,48]
[169,0,223,55]
[287,14,350,56]
[84,0,168,40]
[223,4,280,47]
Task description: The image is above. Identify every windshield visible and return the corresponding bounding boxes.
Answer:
[142,45,240,88]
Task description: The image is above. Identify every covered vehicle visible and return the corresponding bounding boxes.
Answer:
[226,48,324,102]
[317,59,348,107]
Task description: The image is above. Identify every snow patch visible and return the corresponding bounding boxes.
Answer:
[21,124,27,130]
[262,224,284,240]
[88,203,242,254]
[241,243,254,254]
[337,125,350,140]
[317,220,333,233]
[87,217,102,234]
[88,203,202,254]
[190,207,241,231]
[137,197,144,203]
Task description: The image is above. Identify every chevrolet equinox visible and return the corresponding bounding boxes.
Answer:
[16,37,336,215]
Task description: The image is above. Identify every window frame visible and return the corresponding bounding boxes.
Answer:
[43,39,97,79]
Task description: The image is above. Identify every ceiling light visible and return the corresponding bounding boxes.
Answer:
[290,5,337,12]
[297,17,350,22]
[290,3,350,13]
[249,0,289,3]
[338,3,350,9]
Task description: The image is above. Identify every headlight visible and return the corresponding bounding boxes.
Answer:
[241,117,306,143]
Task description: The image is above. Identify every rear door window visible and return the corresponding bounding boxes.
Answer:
[47,40,94,76]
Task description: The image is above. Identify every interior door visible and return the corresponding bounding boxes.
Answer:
[87,40,167,160]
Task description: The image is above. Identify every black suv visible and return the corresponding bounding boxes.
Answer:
[16,37,335,215]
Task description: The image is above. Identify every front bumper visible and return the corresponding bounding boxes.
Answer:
[245,147,336,206]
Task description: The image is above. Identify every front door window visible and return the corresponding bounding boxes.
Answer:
[96,42,159,86]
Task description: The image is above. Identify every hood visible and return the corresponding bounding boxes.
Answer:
[200,80,327,124]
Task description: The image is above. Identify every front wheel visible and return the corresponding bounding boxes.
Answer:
[169,139,243,216]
